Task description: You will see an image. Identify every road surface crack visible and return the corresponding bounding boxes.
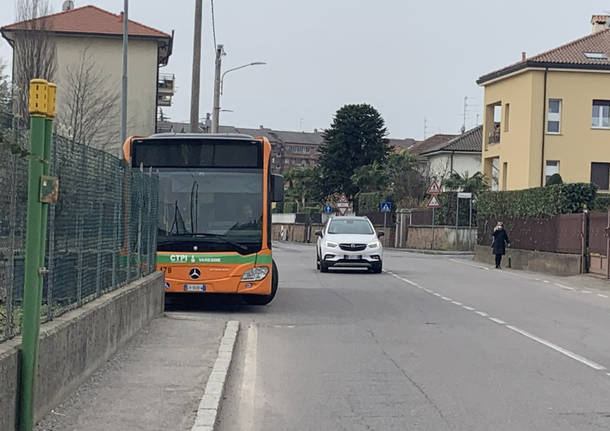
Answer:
[366,328,453,429]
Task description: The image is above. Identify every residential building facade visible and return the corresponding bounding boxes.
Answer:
[1,5,173,152]
[418,126,482,184]
[477,15,610,191]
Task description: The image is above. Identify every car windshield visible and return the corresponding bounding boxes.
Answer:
[156,168,263,253]
[327,219,374,235]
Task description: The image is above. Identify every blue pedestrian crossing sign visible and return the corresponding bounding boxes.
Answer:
[380,201,392,213]
[324,205,333,213]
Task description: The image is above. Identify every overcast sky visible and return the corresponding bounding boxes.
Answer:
[2,0,610,139]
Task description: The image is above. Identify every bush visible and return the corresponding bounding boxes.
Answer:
[434,192,477,226]
[477,183,597,221]
[357,191,392,213]
[545,173,563,186]
[592,194,610,211]
[283,202,297,213]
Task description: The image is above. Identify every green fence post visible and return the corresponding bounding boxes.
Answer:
[20,79,53,431]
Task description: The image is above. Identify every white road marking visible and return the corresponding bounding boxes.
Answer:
[389,273,609,373]
[598,294,609,298]
[450,258,490,271]
[582,290,592,294]
[452,301,463,306]
[543,280,550,284]
[506,325,606,371]
[191,321,239,431]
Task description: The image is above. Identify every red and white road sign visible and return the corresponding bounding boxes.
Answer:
[426,179,441,195]
[427,195,441,208]
[335,194,349,215]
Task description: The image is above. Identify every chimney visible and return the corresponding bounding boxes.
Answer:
[591,15,610,34]
[62,0,74,11]
[521,51,526,61]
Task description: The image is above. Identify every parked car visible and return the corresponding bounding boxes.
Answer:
[315,216,384,273]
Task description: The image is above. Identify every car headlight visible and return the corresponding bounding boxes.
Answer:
[241,266,269,282]
[368,242,380,248]
[326,241,338,248]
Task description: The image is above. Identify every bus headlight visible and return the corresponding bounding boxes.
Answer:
[241,266,269,282]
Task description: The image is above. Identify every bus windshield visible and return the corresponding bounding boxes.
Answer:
[157,168,263,254]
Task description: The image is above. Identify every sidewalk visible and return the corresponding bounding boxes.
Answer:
[35,312,227,431]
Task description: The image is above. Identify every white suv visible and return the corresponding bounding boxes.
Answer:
[315,216,384,273]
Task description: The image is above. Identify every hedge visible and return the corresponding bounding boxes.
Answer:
[357,191,392,213]
[477,183,597,221]
[283,202,297,213]
[434,192,477,226]
[592,194,610,212]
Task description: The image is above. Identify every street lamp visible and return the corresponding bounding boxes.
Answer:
[220,62,266,95]
[211,57,266,133]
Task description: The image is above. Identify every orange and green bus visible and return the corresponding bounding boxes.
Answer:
[123,133,284,305]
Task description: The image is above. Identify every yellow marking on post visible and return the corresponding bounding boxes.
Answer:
[47,83,57,119]
[29,79,49,117]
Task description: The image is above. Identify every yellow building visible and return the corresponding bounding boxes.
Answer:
[477,15,610,191]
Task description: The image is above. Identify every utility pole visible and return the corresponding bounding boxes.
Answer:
[190,0,203,133]
[211,44,224,133]
[461,96,468,134]
[121,0,128,144]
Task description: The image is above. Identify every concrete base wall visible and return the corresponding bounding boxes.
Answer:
[0,272,165,431]
[272,223,395,246]
[405,226,476,251]
[474,245,582,276]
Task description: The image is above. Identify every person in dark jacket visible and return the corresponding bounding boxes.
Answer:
[492,222,510,269]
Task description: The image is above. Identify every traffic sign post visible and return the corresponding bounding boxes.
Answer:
[380,202,392,245]
[426,179,441,250]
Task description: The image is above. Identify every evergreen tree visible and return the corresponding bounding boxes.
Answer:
[319,104,390,199]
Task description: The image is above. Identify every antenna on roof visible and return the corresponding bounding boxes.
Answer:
[62,0,75,11]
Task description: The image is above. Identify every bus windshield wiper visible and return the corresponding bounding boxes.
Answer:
[171,232,249,252]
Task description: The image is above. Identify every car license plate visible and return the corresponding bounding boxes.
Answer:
[184,284,206,292]
[345,255,361,260]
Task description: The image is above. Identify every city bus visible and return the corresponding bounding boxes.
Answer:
[123,133,284,305]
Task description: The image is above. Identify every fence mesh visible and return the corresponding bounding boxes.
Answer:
[1,115,158,341]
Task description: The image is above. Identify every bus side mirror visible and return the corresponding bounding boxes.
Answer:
[271,174,284,202]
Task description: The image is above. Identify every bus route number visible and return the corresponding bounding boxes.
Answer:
[159,266,172,274]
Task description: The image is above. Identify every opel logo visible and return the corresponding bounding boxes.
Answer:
[189,268,201,280]
[351,244,356,248]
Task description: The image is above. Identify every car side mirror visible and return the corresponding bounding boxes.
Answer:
[271,174,284,202]
[377,231,385,238]
[315,230,323,238]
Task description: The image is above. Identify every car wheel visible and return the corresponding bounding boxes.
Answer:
[320,260,330,273]
[245,260,278,305]
[316,250,321,270]
[371,262,383,274]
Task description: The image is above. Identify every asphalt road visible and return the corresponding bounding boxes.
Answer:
[215,242,610,431]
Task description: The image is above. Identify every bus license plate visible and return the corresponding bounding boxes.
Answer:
[345,255,361,260]
[184,284,206,292]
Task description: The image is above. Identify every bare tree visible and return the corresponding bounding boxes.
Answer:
[12,0,57,127]
[56,47,119,150]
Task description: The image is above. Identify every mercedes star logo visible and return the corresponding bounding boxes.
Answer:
[189,268,201,280]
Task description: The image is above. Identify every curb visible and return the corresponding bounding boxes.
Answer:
[386,248,474,256]
[191,320,240,431]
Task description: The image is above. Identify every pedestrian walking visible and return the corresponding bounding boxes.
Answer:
[492,221,510,269]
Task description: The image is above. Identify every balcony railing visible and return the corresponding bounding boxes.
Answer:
[487,123,501,145]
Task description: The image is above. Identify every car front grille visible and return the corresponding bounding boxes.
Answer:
[339,243,366,252]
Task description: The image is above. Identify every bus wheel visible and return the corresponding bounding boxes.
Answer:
[245,260,278,305]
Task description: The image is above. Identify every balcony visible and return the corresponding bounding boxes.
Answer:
[487,122,501,145]
[157,73,175,107]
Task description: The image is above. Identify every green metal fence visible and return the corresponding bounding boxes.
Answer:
[0,113,158,342]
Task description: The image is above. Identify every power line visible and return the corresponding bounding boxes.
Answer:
[210,0,217,48]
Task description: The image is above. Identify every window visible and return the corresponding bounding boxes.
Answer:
[545,160,560,184]
[592,100,610,128]
[591,162,610,190]
[585,52,608,59]
[504,104,510,132]
[547,99,561,133]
